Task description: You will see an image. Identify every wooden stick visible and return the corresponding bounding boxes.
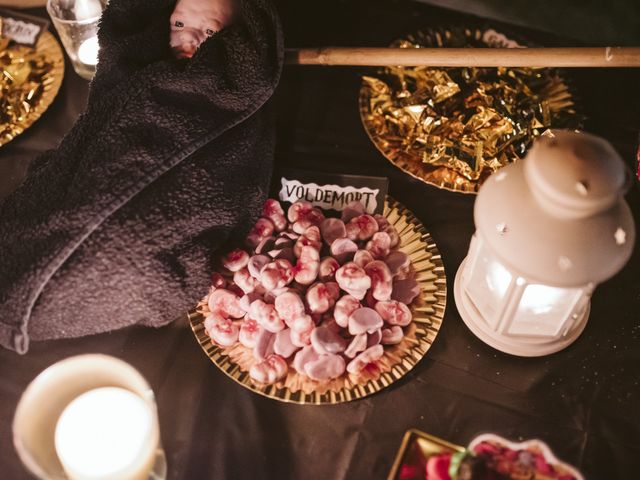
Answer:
[285,47,640,67]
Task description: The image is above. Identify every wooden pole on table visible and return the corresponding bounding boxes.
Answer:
[284,47,640,67]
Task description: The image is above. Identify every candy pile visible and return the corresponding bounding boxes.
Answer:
[410,440,579,480]
[361,27,581,190]
[0,33,54,145]
[201,199,421,386]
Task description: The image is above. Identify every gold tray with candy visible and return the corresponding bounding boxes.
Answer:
[359,27,581,193]
[1,29,64,147]
[189,197,446,405]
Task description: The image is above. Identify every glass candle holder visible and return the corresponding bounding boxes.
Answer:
[13,354,167,480]
[46,0,107,80]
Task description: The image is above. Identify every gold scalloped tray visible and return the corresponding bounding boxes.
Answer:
[359,28,580,194]
[1,30,65,147]
[189,197,446,404]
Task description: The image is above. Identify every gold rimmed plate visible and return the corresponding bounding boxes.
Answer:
[189,197,446,404]
[359,27,581,194]
[1,30,65,147]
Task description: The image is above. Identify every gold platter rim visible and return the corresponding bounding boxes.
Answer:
[188,197,447,405]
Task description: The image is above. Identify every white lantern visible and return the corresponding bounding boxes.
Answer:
[454,130,635,356]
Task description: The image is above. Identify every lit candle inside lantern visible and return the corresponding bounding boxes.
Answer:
[55,387,158,480]
[78,36,99,66]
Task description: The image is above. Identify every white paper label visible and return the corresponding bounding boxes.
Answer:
[2,17,41,46]
[279,178,380,214]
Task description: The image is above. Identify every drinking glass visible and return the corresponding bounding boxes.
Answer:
[13,354,167,480]
[46,0,107,80]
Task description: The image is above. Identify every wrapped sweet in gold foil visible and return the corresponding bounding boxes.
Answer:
[360,27,582,193]
[1,25,55,145]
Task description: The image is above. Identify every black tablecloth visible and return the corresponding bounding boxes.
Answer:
[1,2,639,479]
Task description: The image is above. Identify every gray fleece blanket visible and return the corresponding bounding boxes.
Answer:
[0,0,283,353]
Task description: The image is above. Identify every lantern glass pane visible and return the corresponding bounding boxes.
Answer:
[465,247,512,325]
[508,284,582,337]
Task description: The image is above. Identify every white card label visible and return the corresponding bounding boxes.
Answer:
[279,178,380,214]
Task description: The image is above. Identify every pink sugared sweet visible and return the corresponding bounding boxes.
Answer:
[247,254,270,279]
[319,256,340,282]
[335,262,371,300]
[293,345,320,374]
[341,201,365,223]
[310,326,347,354]
[233,268,258,294]
[294,246,320,285]
[274,291,306,322]
[204,314,239,347]
[346,344,384,374]
[320,218,347,246]
[273,329,300,358]
[346,214,379,241]
[246,218,275,248]
[294,226,322,257]
[375,300,412,327]
[222,248,250,272]
[305,353,346,381]
[253,329,275,361]
[286,314,314,334]
[348,307,384,335]
[384,224,400,248]
[364,260,393,301]
[367,329,382,348]
[290,324,313,347]
[330,238,358,264]
[239,317,262,348]
[385,250,410,277]
[366,231,391,259]
[260,259,294,291]
[373,213,389,230]
[287,201,324,233]
[334,294,361,328]
[320,315,342,334]
[249,300,285,333]
[353,249,375,269]
[344,333,367,358]
[381,326,404,345]
[262,199,287,232]
[306,282,340,314]
[207,289,244,318]
[249,354,288,384]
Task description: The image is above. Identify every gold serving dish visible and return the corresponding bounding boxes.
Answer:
[1,29,65,147]
[189,197,447,404]
[359,27,581,193]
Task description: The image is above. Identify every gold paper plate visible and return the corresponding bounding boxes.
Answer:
[188,197,446,404]
[359,28,580,194]
[0,30,65,147]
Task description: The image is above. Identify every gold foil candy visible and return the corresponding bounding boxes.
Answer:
[360,27,581,191]
[1,29,56,144]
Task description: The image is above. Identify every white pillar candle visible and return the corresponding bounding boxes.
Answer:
[78,36,100,66]
[55,387,158,480]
